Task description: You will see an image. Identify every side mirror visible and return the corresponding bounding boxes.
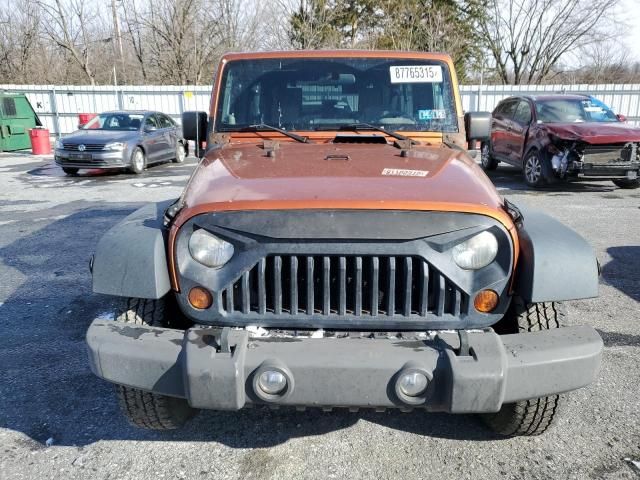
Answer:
[182,111,208,142]
[144,125,157,133]
[464,112,492,146]
[182,111,208,158]
[617,114,627,122]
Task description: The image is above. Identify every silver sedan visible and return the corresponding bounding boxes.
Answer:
[54,111,187,175]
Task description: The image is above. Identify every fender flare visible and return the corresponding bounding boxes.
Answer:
[513,205,599,303]
[92,200,175,299]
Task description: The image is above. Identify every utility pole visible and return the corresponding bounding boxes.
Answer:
[111,0,126,84]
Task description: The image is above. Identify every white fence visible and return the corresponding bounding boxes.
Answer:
[2,83,640,136]
[459,84,640,125]
[0,84,211,136]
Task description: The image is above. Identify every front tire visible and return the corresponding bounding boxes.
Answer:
[480,142,499,171]
[522,149,548,188]
[482,298,565,436]
[114,297,197,430]
[172,141,186,163]
[613,178,640,189]
[129,147,146,174]
[62,167,79,175]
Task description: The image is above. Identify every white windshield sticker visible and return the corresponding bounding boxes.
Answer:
[390,65,443,83]
[382,168,429,177]
[418,109,447,120]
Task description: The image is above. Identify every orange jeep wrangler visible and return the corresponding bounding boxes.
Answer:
[87,51,602,436]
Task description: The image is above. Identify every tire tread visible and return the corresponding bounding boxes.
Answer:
[482,298,564,436]
[114,297,196,430]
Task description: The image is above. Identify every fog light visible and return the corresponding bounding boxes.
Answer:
[258,370,287,395]
[188,287,212,310]
[398,372,429,397]
[474,289,499,313]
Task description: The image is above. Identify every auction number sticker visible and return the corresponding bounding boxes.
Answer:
[382,168,429,177]
[390,65,442,83]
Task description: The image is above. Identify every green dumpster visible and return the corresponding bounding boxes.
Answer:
[0,93,43,152]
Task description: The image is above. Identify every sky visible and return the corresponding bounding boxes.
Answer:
[620,0,640,61]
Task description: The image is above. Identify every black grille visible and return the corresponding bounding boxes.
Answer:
[62,143,105,152]
[220,255,468,318]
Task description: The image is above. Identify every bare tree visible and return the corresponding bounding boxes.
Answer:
[288,0,343,49]
[120,0,149,81]
[478,0,623,84]
[210,0,266,49]
[0,0,42,83]
[38,0,108,85]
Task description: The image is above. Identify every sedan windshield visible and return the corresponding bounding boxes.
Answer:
[535,98,619,123]
[215,58,459,133]
[83,113,145,131]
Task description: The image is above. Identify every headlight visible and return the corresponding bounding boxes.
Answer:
[54,139,63,150]
[188,229,234,268]
[104,142,125,151]
[452,231,498,270]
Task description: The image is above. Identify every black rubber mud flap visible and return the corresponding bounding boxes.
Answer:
[514,206,599,302]
[92,200,176,299]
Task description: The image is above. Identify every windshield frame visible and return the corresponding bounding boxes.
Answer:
[534,98,620,124]
[212,56,460,137]
[81,112,146,131]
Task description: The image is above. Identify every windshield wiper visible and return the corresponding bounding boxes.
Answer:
[240,124,311,143]
[337,123,420,145]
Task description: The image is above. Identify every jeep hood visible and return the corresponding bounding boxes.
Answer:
[543,122,640,144]
[176,142,511,228]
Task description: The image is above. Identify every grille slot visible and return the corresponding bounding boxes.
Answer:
[223,255,468,318]
[62,143,105,152]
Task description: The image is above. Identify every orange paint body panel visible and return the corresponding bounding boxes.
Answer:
[169,142,518,290]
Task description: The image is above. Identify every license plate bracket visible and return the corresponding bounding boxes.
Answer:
[69,153,92,161]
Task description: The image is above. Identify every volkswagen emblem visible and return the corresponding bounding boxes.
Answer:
[78,144,86,152]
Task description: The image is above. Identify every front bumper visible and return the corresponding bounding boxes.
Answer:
[54,149,128,169]
[569,161,640,179]
[86,320,602,412]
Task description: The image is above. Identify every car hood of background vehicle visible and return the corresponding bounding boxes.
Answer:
[61,130,139,144]
[543,122,640,144]
[177,141,510,226]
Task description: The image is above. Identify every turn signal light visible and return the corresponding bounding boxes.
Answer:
[474,290,499,313]
[188,287,213,310]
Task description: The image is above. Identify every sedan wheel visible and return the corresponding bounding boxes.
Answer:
[129,147,146,175]
[173,142,186,163]
[523,151,545,187]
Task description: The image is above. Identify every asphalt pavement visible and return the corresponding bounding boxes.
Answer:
[0,153,638,480]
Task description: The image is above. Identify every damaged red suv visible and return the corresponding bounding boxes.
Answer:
[480,94,640,189]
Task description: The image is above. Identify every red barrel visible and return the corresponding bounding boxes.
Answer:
[78,113,97,128]
[29,128,52,155]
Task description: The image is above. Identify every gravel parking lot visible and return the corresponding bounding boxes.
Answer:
[0,152,638,480]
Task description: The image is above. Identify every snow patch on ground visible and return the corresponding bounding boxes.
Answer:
[95,311,115,321]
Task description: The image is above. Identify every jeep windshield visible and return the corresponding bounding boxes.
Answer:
[535,98,619,123]
[215,58,459,134]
